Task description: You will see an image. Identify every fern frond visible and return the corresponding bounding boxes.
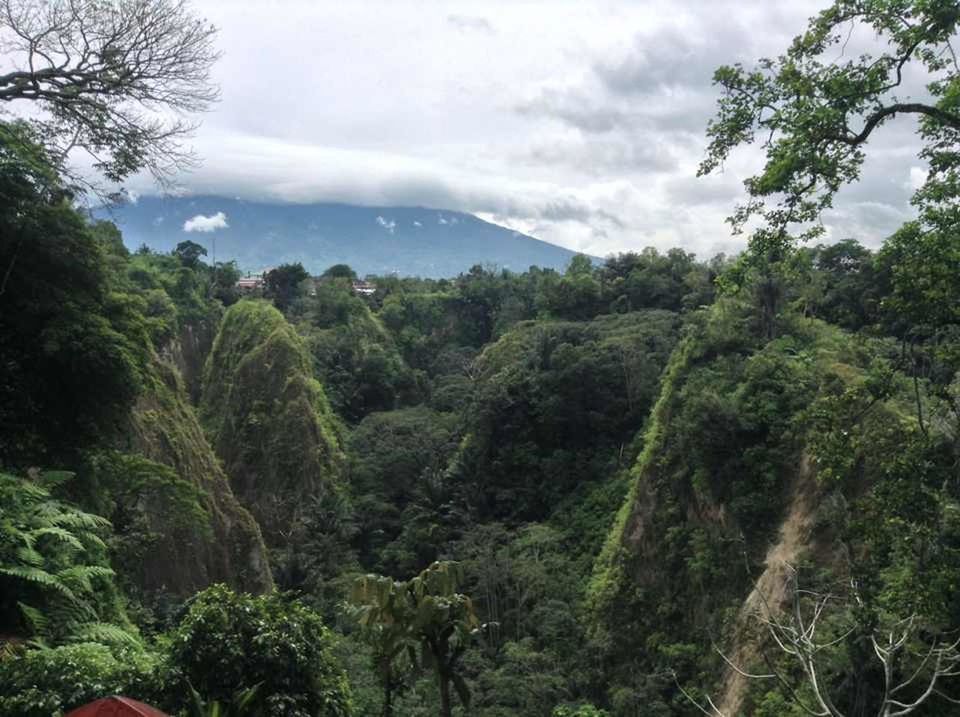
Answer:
[16,601,48,636]
[53,595,99,625]
[69,622,141,648]
[14,530,38,550]
[10,482,47,501]
[0,566,77,601]
[36,471,75,489]
[76,533,107,551]
[46,509,111,531]
[14,546,44,567]
[29,526,84,551]
[58,565,115,593]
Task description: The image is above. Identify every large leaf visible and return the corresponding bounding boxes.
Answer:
[36,470,75,489]
[30,526,84,551]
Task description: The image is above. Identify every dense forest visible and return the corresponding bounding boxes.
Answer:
[2,1,960,716]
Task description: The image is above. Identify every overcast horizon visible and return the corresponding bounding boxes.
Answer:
[116,0,931,259]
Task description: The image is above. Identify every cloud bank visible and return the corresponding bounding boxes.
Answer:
[112,0,930,258]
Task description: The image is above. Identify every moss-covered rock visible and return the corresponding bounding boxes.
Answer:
[119,355,273,597]
[201,300,344,544]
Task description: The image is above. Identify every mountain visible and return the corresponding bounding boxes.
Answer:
[95,195,584,277]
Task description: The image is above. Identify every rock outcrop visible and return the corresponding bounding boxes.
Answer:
[201,300,344,545]
[122,355,274,596]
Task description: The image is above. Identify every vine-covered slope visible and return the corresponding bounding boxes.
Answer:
[587,300,956,714]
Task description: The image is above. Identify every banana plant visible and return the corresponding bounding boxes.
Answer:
[349,561,480,717]
[187,681,262,717]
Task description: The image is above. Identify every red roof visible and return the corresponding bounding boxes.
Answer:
[65,696,169,717]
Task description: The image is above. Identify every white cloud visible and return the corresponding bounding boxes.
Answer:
[413,220,423,227]
[105,0,924,258]
[376,215,396,233]
[183,211,229,233]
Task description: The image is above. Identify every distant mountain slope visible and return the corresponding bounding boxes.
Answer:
[96,195,583,277]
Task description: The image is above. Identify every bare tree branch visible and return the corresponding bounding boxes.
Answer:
[683,574,960,717]
[0,0,219,186]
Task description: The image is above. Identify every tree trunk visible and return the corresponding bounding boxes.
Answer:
[439,670,452,717]
[382,680,393,717]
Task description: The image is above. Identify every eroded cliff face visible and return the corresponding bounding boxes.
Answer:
[200,300,344,546]
[586,301,931,715]
[159,319,218,404]
[122,355,274,596]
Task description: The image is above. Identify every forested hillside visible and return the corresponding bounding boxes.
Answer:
[2,1,960,716]
[96,196,587,278]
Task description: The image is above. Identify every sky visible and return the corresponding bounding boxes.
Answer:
[120,0,930,259]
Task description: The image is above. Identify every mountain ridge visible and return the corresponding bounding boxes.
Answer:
[95,195,588,277]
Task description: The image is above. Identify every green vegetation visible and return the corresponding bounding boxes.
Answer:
[165,585,352,717]
[350,561,480,717]
[299,278,418,421]
[3,1,960,715]
[0,471,133,648]
[0,585,351,717]
[451,310,680,523]
[0,643,159,717]
[120,357,273,598]
[201,300,345,560]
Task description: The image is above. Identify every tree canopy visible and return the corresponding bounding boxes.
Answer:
[701,0,960,250]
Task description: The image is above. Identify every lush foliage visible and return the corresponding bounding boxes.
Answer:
[0,643,159,717]
[299,278,419,421]
[5,6,960,713]
[164,584,353,717]
[0,471,134,648]
[350,562,480,717]
[0,124,146,467]
[201,299,344,553]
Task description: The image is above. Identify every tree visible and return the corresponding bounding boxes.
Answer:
[173,239,207,268]
[348,574,418,717]
[165,584,352,716]
[350,561,481,717]
[700,0,960,250]
[687,570,960,717]
[212,260,241,305]
[0,123,145,466]
[539,255,602,320]
[409,561,481,717]
[0,0,220,185]
[264,262,309,311]
[323,263,358,281]
[0,642,158,717]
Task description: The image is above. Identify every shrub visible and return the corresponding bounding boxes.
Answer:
[164,584,352,716]
[0,643,158,717]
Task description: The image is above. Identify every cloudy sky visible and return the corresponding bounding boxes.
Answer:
[127,0,928,258]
